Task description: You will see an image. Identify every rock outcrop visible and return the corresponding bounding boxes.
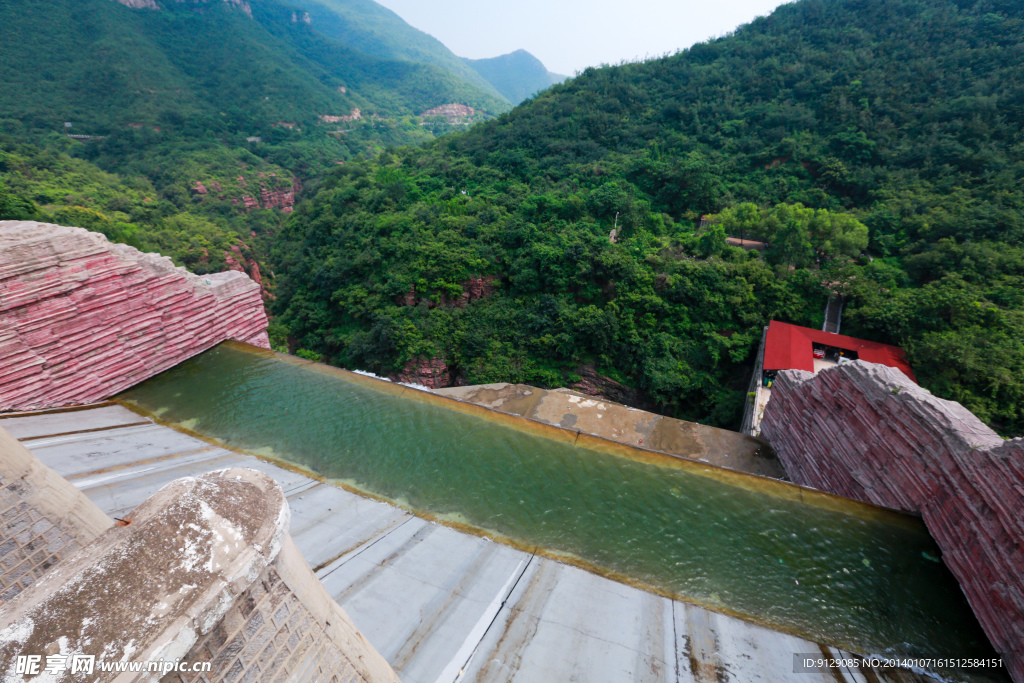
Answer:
[319,110,361,124]
[419,104,477,122]
[569,364,651,410]
[0,221,270,412]
[390,355,450,389]
[393,276,498,308]
[760,361,1023,682]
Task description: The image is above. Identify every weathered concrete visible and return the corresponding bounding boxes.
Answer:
[0,454,398,682]
[4,404,947,683]
[0,422,112,605]
[0,221,270,413]
[761,361,1024,683]
[435,383,784,478]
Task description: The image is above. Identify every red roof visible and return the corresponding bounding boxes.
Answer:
[763,320,916,382]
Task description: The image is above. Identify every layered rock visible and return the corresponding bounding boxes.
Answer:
[0,464,398,682]
[390,355,450,389]
[569,363,651,410]
[760,362,1023,682]
[0,221,270,412]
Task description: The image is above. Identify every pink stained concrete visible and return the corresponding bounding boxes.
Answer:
[0,221,270,412]
[761,361,1023,682]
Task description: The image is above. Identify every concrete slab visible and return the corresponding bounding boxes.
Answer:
[287,483,412,571]
[0,404,147,439]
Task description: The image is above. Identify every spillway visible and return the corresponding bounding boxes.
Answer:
[118,342,995,664]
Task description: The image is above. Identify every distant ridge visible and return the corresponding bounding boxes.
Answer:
[464,49,564,104]
[0,0,509,133]
[289,0,507,102]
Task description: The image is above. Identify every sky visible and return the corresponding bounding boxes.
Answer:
[373,0,793,76]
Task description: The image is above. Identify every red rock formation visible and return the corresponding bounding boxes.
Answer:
[760,362,1023,682]
[460,275,497,304]
[0,221,269,412]
[394,277,497,308]
[389,356,451,389]
[224,252,245,273]
[259,186,295,212]
[191,181,208,195]
[569,364,651,410]
[394,286,417,307]
[249,261,262,286]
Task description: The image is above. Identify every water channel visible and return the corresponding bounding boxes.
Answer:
[118,342,998,668]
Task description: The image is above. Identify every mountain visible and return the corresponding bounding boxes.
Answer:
[0,0,509,135]
[288,0,506,101]
[271,0,1024,435]
[463,50,566,104]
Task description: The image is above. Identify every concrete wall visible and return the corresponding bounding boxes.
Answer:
[0,423,111,604]
[435,383,783,478]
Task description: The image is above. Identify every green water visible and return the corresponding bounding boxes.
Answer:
[120,343,997,666]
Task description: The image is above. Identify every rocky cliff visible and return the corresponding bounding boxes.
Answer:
[760,362,1023,682]
[0,221,269,412]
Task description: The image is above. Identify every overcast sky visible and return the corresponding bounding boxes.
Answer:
[374,0,792,75]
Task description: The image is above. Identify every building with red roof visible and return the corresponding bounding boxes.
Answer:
[763,320,916,382]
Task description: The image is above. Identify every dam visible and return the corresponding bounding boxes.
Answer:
[114,341,995,666]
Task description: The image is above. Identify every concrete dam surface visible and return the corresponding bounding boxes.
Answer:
[0,403,976,683]
[111,342,1003,674]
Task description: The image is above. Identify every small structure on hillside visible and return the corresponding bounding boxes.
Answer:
[745,320,914,436]
[762,320,914,382]
[725,236,767,251]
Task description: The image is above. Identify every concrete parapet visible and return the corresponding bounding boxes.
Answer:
[760,361,1024,682]
[0,425,112,605]
[0,468,398,682]
[435,382,782,478]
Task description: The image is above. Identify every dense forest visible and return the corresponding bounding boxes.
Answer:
[1,0,1021,435]
[269,0,1024,435]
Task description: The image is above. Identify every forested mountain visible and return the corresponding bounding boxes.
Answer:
[0,0,511,293]
[288,0,505,101]
[0,0,508,133]
[271,0,1024,434]
[464,50,566,104]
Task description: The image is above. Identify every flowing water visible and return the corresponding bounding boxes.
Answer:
[119,342,998,666]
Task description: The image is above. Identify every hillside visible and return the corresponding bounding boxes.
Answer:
[0,0,517,299]
[289,0,506,102]
[271,0,1024,435]
[0,0,508,134]
[464,50,565,104]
